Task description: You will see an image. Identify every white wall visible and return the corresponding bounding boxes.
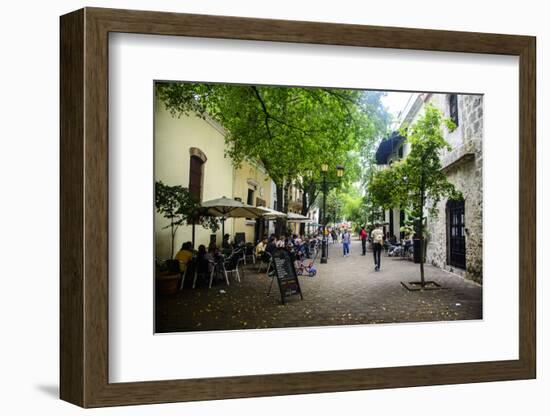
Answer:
[0,1,547,415]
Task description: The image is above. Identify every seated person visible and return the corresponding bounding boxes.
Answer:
[174,241,193,273]
[197,244,214,274]
[294,241,306,259]
[221,233,233,250]
[302,238,311,258]
[403,234,414,249]
[255,238,267,257]
[207,242,219,256]
[265,237,277,254]
[276,237,286,248]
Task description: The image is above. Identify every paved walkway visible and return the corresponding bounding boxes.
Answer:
[156,238,482,333]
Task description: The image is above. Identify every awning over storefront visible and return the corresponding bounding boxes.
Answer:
[375,131,406,164]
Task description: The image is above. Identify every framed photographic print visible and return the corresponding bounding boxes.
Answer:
[60,7,536,408]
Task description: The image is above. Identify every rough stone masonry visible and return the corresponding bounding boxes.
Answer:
[426,94,483,284]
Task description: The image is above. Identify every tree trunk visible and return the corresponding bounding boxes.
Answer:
[300,183,318,237]
[283,178,291,214]
[282,178,291,235]
[275,182,284,237]
[299,193,308,235]
[419,182,426,287]
[170,217,175,259]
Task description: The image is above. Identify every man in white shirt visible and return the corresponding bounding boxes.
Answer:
[371,225,384,271]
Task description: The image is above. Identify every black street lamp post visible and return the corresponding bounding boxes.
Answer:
[320,163,344,264]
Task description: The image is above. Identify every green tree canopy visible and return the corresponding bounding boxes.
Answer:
[324,189,344,225]
[156,82,391,237]
[156,83,384,200]
[157,83,373,177]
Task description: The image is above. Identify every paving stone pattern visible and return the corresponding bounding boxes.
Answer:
[156,239,482,333]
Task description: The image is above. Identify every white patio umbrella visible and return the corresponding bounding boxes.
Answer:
[286,212,311,223]
[253,206,287,239]
[255,206,287,220]
[201,196,266,238]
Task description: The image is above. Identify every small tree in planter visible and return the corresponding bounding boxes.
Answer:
[369,104,461,288]
[155,181,219,258]
[399,223,415,240]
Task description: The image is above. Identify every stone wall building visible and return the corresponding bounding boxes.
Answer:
[375,93,483,283]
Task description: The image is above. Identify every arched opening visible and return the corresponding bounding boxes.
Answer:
[188,148,207,201]
[448,94,459,126]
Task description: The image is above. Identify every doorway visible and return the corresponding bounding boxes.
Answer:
[447,199,466,269]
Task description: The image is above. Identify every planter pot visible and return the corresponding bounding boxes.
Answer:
[156,271,180,295]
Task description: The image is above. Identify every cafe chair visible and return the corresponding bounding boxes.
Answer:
[179,266,189,290]
[192,257,222,289]
[231,247,247,278]
[222,252,241,284]
[243,242,256,265]
[257,251,272,274]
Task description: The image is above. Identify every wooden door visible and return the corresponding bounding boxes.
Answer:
[447,199,466,269]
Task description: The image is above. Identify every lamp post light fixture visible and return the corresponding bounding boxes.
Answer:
[320,163,345,264]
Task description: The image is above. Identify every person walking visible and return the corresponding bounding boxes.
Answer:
[342,229,351,257]
[331,229,338,244]
[371,225,384,271]
[360,226,368,256]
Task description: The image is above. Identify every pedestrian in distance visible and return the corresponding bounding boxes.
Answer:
[360,225,368,256]
[371,224,384,271]
[331,229,338,244]
[342,229,351,257]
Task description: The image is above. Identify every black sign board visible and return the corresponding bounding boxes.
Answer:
[272,249,303,304]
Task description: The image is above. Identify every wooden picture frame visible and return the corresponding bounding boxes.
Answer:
[60,7,536,408]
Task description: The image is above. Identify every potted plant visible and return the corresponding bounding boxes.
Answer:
[155,259,181,295]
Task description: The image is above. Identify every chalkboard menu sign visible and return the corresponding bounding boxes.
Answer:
[272,249,303,304]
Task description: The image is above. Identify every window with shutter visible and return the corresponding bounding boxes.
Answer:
[449,94,459,126]
[188,155,204,201]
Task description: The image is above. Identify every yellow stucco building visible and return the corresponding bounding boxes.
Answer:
[232,159,272,244]
[154,98,234,259]
[154,96,275,258]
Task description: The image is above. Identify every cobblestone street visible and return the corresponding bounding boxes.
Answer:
[155,239,482,333]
